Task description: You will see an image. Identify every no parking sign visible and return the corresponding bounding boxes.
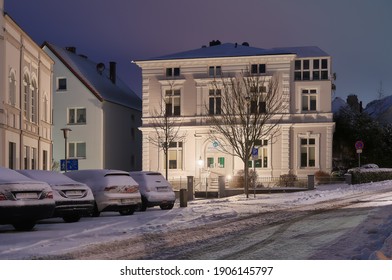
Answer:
[355,140,364,153]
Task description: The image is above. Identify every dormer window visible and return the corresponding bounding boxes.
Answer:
[166,67,180,77]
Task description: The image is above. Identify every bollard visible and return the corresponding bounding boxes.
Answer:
[187,176,194,201]
[345,173,352,185]
[179,189,187,207]
[307,174,315,190]
[218,176,226,198]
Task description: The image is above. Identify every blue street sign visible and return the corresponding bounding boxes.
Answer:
[252,147,258,160]
[60,159,79,171]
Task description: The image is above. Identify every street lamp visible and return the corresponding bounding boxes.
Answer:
[61,128,72,172]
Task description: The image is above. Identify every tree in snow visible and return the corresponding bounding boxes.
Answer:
[147,81,186,180]
[205,71,285,198]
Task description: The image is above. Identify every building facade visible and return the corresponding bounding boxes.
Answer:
[43,43,142,171]
[0,3,54,170]
[136,42,335,182]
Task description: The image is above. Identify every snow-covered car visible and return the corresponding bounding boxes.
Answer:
[129,171,175,211]
[361,163,379,169]
[0,167,55,231]
[17,170,95,223]
[64,169,141,216]
[348,163,379,173]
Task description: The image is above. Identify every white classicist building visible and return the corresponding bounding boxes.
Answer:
[0,2,54,170]
[135,41,335,183]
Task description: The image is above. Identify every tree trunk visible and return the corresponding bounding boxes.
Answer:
[244,160,249,198]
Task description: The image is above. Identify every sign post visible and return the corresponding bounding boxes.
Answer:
[251,147,258,198]
[355,141,364,167]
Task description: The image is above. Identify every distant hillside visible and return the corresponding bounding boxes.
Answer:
[364,95,392,124]
[332,97,347,114]
[332,95,392,124]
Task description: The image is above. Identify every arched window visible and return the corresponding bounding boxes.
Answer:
[8,70,17,106]
[23,73,30,119]
[31,79,38,123]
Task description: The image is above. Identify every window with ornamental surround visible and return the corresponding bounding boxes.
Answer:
[301,89,317,111]
[248,139,269,168]
[164,141,183,170]
[31,79,38,123]
[165,89,181,116]
[250,86,267,114]
[300,138,316,167]
[9,71,17,106]
[23,73,30,119]
[209,89,221,115]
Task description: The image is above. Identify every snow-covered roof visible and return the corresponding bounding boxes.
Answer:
[43,42,141,111]
[140,43,329,61]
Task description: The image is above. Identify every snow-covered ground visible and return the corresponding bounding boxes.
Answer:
[2,180,392,280]
[1,180,392,260]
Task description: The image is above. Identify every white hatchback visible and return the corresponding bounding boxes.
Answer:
[129,171,176,211]
[65,169,141,216]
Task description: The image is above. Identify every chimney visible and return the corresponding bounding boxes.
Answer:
[109,61,116,84]
[65,46,76,53]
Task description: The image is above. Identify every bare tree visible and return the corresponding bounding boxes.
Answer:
[147,83,186,180]
[206,71,286,197]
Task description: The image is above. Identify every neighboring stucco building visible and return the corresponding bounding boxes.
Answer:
[0,2,54,170]
[43,42,142,171]
[135,42,335,182]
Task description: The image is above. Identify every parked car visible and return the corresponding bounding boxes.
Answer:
[129,171,175,211]
[0,167,55,231]
[361,163,379,169]
[64,169,141,216]
[17,170,95,223]
[348,163,379,173]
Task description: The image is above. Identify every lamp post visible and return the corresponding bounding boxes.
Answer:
[61,128,72,172]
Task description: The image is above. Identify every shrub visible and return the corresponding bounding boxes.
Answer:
[315,170,331,185]
[279,172,297,187]
[350,168,392,184]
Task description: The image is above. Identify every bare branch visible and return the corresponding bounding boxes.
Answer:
[206,71,287,197]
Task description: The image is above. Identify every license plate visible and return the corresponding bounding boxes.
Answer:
[156,187,167,192]
[121,199,132,204]
[16,192,38,199]
[66,190,83,196]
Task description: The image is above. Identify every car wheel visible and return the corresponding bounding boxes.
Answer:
[63,215,81,223]
[160,203,174,210]
[12,220,36,231]
[119,207,135,215]
[92,203,100,217]
[140,202,147,212]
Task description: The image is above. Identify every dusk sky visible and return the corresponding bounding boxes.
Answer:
[4,0,392,106]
